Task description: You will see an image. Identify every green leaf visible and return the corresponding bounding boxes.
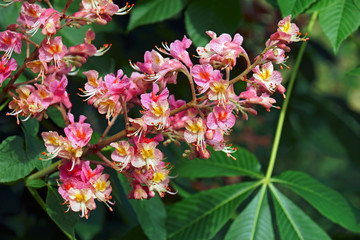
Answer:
[26,179,47,188]
[277,0,317,17]
[0,4,21,29]
[118,174,166,240]
[58,25,89,47]
[224,185,273,240]
[319,0,360,54]
[305,0,337,13]
[76,203,105,240]
[127,0,189,31]
[176,146,263,179]
[22,125,48,171]
[0,136,36,183]
[270,184,331,240]
[185,0,241,47]
[167,181,259,240]
[347,66,360,76]
[46,186,79,239]
[272,171,360,232]
[21,118,39,136]
[47,106,66,128]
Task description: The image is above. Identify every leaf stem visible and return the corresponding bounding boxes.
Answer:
[26,160,61,182]
[264,12,318,182]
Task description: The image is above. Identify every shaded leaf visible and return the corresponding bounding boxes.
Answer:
[224,185,273,240]
[22,125,48,171]
[347,66,360,76]
[273,171,360,232]
[319,0,360,54]
[270,184,331,240]
[46,186,78,239]
[26,179,47,188]
[277,0,317,17]
[127,0,189,31]
[21,118,39,136]
[185,0,241,47]
[75,203,105,240]
[118,174,166,240]
[47,106,66,128]
[167,181,259,240]
[0,136,36,183]
[176,146,263,179]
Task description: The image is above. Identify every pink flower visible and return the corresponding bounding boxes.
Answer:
[191,64,222,93]
[104,69,131,98]
[207,104,236,134]
[39,36,67,68]
[43,74,72,109]
[184,117,207,151]
[197,31,246,68]
[81,161,104,183]
[68,186,96,219]
[208,79,229,105]
[159,35,193,67]
[143,99,170,130]
[38,8,61,37]
[0,57,17,85]
[0,30,22,60]
[140,83,169,110]
[110,141,134,171]
[251,62,284,94]
[240,85,277,111]
[17,2,44,32]
[133,141,163,170]
[64,113,93,148]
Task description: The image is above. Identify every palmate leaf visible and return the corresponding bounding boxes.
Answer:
[175,146,263,179]
[318,0,360,53]
[118,174,166,240]
[270,184,331,240]
[272,171,360,232]
[167,181,260,240]
[184,0,241,47]
[224,185,273,240]
[127,0,189,31]
[277,0,317,17]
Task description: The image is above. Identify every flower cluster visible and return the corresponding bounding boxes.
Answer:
[58,160,113,219]
[0,0,132,218]
[76,15,306,202]
[0,0,305,219]
[2,1,128,121]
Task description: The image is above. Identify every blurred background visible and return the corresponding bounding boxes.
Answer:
[0,0,359,239]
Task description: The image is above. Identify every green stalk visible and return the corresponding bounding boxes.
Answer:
[26,160,61,182]
[264,12,318,182]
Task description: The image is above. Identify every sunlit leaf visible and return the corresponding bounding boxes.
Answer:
[224,185,273,240]
[319,0,360,53]
[127,0,189,31]
[273,171,360,232]
[270,184,331,240]
[167,181,259,240]
[277,0,317,17]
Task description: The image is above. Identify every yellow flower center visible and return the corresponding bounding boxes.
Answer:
[75,192,86,202]
[95,180,106,191]
[154,172,165,182]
